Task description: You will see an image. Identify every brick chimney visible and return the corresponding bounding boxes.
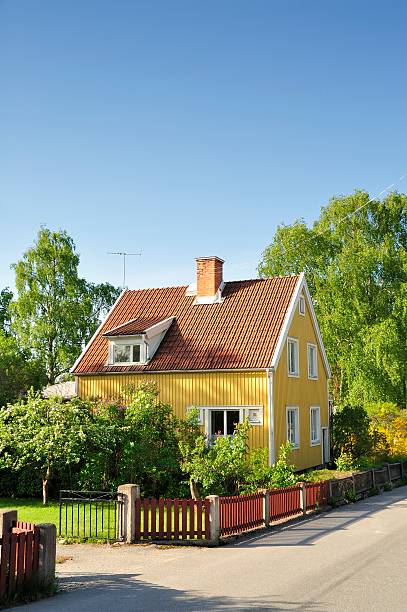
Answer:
[195,256,224,303]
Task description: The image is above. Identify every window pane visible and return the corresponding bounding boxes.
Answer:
[308,345,317,378]
[226,410,240,435]
[288,341,298,375]
[113,345,131,363]
[311,408,320,443]
[211,410,224,436]
[133,344,141,362]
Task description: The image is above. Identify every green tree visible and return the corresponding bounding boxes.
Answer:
[0,288,13,334]
[0,333,46,407]
[258,191,407,406]
[0,392,94,504]
[11,227,120,384]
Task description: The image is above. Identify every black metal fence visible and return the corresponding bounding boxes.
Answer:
[59,490,124,541]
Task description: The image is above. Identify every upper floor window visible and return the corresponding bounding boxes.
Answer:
[109,339,145,365]
[287,407,300,448]
[310,406,321,445]
[299,295,306,316]
[287,338,299,377]
[307,343,318,379]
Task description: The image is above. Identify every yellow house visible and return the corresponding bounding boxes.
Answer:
[72,256,331,471]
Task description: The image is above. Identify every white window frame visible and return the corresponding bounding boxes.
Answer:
[108,336,146,365]
[310,406,321,446]
[190,406,263,437]
[286,406,300,449]
[287,337,299,377]
[307,343,318,380]
[299,295,306,316]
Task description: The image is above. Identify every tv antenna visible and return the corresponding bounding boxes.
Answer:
[107,251,141,288]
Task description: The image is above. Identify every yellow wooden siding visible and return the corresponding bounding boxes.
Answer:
[273,293,329,470]
[78,370,269,451]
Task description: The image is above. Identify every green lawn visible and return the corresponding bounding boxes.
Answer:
[0,498,60,526]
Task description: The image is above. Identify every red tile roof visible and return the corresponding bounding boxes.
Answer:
[103,317,169,336]
[73,276,300,374]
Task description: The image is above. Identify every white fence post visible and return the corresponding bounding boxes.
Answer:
[299,482,307,515]
[206,495,220,544]
[37,524,56,587]
[118,484,140,543]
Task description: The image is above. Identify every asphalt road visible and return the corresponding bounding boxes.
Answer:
[17,487,407,611]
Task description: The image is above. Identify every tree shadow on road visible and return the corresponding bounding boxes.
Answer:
[232,487,407,549]
[19,571,325,611]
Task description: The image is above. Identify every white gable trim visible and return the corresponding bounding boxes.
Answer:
[270,273,331,378]
[144,317,175,339]
[70,289,126,373]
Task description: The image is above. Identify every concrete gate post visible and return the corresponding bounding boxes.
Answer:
[37,524,56,587]
[118,484,140,543]
[206,495,220,544]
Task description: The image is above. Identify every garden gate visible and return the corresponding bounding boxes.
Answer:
[59,490,124,541]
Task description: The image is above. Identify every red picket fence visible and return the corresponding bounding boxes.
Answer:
[219,492,264,536]
[269,485,302,521]
[135,497,210,540]
[0,522,40,600]
[305,481,329,510]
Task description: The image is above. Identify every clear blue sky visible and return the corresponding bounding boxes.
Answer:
[1,0,406,291]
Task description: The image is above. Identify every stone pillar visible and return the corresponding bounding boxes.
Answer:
[0,509,17,538]
[371,468,376,488]
[387,464,392,485]
[261,490,270,525]
[38,524,56,587]
[206,495,220,544]
[328,479,333,504]
[299,482,307,515]
[351,473,356,496]
[118,484,140,543]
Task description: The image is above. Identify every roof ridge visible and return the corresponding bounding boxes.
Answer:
[123,275,301,293]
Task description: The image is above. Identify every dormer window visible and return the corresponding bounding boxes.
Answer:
[103,316,175,367]
[109,338,145,365]
[112,342,142,364]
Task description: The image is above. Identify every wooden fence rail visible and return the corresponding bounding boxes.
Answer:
[305,481,329,510]
[269,485,302,521]
[135,497,210,540]
[0,522,40,600]
[219,492,264,536]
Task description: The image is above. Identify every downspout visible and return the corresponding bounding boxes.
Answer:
[266,368,275,465]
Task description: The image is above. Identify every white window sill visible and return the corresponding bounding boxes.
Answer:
[109,362,145,366]
[288,372,300,378]
[311,441,321,447]
[308,376,318,381]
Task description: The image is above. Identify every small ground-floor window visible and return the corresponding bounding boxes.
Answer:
[210,409,241,436]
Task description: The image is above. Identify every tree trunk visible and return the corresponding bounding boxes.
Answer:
[42,464,51,505]
[42,478,48,505]
[189,479,200,500]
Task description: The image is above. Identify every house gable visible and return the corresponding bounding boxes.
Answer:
[270,273,331,379]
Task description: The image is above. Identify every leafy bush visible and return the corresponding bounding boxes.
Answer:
[335,452,362,471]
[268,442,298,488]
[331,405,373,460]
[367,402,407,459]
[180,419,298,496]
